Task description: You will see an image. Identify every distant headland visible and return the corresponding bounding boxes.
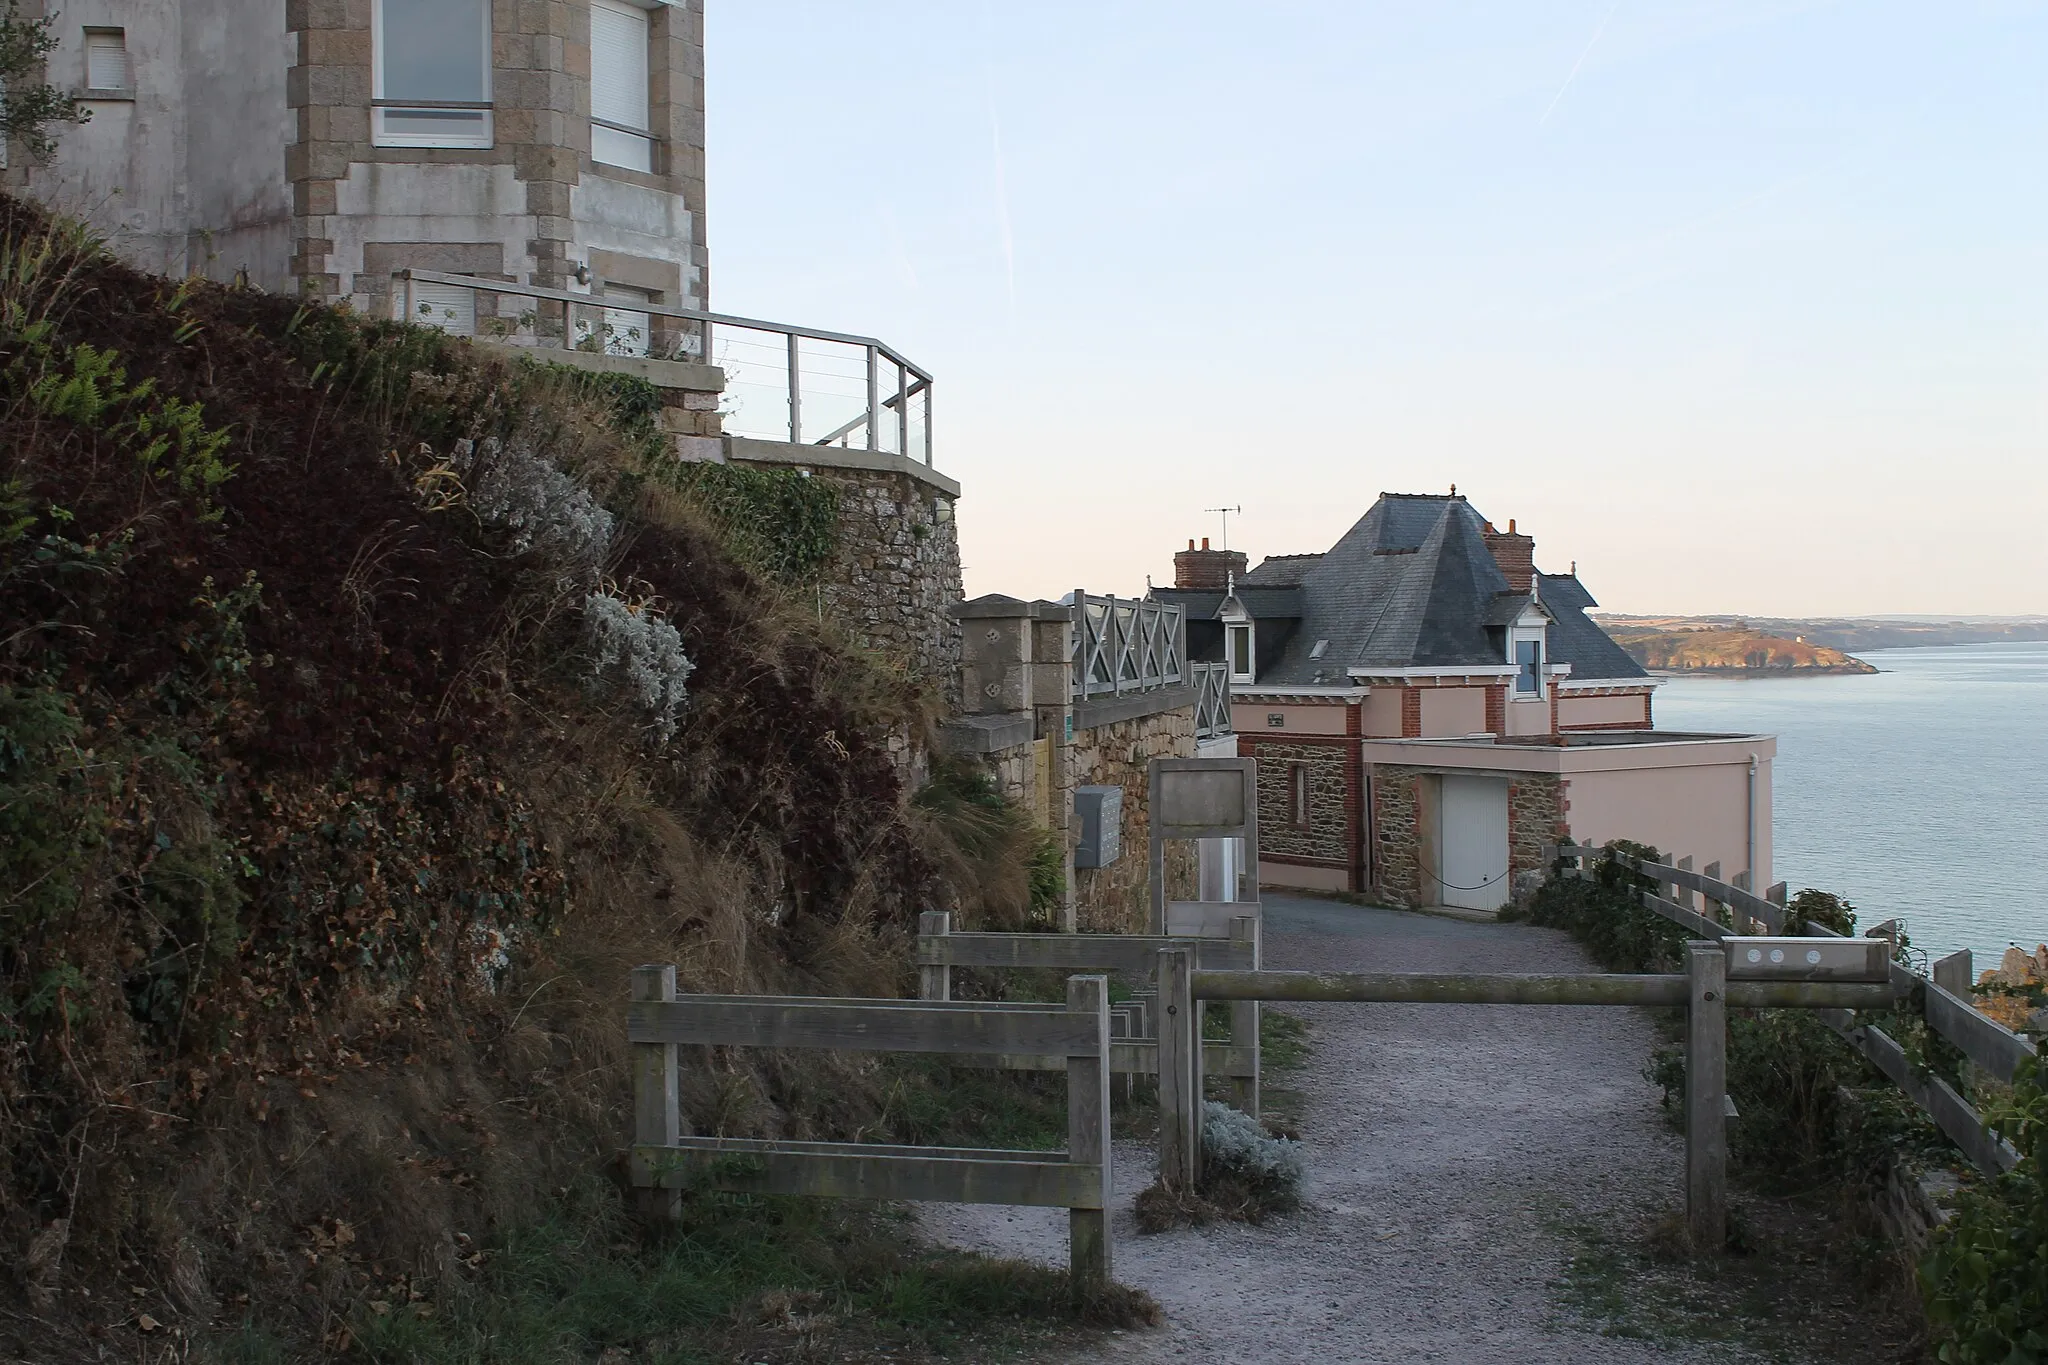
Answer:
[1594,614,2048,676]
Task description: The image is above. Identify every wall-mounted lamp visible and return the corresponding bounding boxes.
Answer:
[572,263,592,286]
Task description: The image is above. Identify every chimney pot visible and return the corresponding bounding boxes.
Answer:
[1188,539,1195,551]
[1508,518,1516,533]
[1201,537,1210,550]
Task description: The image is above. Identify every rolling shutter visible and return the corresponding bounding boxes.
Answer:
[86,29,130,90]
[590,0,649,130]
[409,280,476,338]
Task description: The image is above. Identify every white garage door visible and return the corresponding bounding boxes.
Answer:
[1438,774,1510,911]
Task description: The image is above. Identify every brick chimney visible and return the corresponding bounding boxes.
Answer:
[1173,536,1248,590]
[1483,518,1536,592]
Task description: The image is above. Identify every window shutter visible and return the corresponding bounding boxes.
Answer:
[410,281,475,338]
[590,0,649,131]
[86,30,130,90]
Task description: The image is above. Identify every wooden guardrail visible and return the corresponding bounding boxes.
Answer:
[917,910,1264,1113]
[1160,941,1897,1253]
[626,964,1113,1299]
[1544,841,2039,1177]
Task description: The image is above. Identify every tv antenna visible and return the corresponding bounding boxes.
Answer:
[1204,505,1243,551]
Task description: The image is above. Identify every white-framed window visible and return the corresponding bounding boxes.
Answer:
[1227,622,1254,683]
[1515,637,1543,695]
[84,27,130,93]
[373,0,493,149]
[590,0,654,172]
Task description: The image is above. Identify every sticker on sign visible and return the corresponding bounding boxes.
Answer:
[1723,936,1890,982]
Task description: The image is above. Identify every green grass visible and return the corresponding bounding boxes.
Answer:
[872,1056,1069,1150]
[318,1180,1149,1365]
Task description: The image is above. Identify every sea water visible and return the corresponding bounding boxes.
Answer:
[1652,641,2048,966]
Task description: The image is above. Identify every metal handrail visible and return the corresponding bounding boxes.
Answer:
[392,268,935,465]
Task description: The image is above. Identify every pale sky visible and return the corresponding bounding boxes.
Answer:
[705,2,2047,617]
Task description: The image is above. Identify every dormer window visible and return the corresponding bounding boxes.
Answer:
[1515,638,1542,695]
[1228,623,1254,682]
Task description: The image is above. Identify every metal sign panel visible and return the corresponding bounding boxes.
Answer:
[1724,937,1890,982]
[1148,758,1259,934]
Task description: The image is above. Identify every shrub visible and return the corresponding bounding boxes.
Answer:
[1201,1101,1305,1210]
[1921,1057,2048,1364]
[1512,841,1687,973]
[583,590,695,743]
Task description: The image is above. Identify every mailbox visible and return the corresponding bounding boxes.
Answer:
[1724,936,1890,982]
[1073,786,1123,868]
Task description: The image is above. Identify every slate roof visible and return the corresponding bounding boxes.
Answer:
[1188,493,1648,686]
[1534,572,1647,681]
[1239,554,1323,588]
[1148,586,1307,620]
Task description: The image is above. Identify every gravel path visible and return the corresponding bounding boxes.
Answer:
[920,896,1750,1365]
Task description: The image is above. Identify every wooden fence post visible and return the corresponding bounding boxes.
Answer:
[1685,940,1727,1252]
[1157,947,1200,1189]
[631,963,682,1224]
[1932,950,1973,998]
[1066,974,1112,1302]
[1675,855,1694,910]
[1228,915,1261,1117]
[918,911,952,1001]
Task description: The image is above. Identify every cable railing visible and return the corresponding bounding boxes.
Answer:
[392,269,935,466]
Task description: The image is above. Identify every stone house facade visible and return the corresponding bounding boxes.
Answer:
[1153,493,1775,912]
[12,0,707,319]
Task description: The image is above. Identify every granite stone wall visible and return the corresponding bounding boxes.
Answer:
[1247,740,1352,869]
[1507,774,1568,883]
[804,466,964,705]
[1370,764,1427,906]
[1071,706,1198,933]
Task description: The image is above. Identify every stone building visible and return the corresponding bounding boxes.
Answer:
[10,0,707,316]
[1152,493,1776,911]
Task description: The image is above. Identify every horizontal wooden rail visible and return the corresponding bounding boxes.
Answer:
[1815,1010,2021,1176]
[627,965,1114,1300]
[1547,842,1785,932]
[917,931,1254,974]
[1925,976,2038,1083]
[627,997,1098,1056]
[631,1136,1105,1207]
[1188,970,1899,1010]
[957,1040,1257,1079]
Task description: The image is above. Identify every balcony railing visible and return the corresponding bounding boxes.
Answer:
[392,269,935,466]
[1069,593,1185,701]
[1191,662,1232,739]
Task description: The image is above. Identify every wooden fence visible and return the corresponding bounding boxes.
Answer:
[1157,940,1897,1251]
[625,964,1113,1299]
[1546,841,2040,1177]
[916,910,1262,1112]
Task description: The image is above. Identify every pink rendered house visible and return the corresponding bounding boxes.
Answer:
[1152,492,1774,911]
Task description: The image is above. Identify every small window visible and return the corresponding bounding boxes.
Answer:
[577,283,655,355]
[373,0,492,149]
[85,28,130,92]
[591,0,654,172]
[409,278,476,337]
[1227,623,1253,682]
[1516,638,1543,695]
[1287,763,1311,828]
